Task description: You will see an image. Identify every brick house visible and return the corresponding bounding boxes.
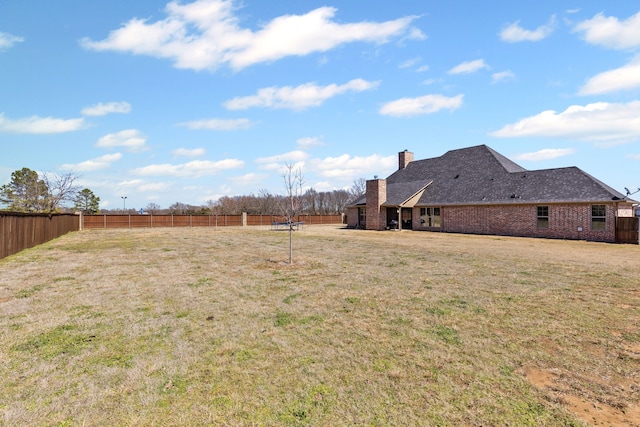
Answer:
[347,145,636,243]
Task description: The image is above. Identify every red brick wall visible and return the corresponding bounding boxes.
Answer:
[366,179,386,230]
[346,207,359,228]
[432,203,617,242]
[398,150,414,170]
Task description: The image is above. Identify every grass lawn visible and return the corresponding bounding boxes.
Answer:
[1,225,639,426]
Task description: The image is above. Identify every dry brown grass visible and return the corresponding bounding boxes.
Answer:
[0,225,639,426]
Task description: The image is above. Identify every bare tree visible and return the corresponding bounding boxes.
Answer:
[303,188,318,214]
[0,168,79,213]
[41,172,80,213]
[258,188,277,214]
[349,178,367,203]
[281,163,304,264]
[145,202,161,214]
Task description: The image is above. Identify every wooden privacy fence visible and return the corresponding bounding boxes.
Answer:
[82,213,344,229]
[0,212,80,260]
[616,217,639,244]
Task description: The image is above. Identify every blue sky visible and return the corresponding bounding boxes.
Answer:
[1,1,640,210]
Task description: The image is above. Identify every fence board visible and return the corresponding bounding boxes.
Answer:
[616,217,639,244]
[82,214,344,229]
[0,213,79,260]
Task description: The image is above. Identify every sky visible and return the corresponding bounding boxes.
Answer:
[1,1,640,211]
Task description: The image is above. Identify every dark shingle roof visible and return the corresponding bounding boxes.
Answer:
[351,194,366,206]
[380,145,627,206]
[382,180,431,206]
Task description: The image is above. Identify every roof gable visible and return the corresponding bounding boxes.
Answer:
[382,180,431,207]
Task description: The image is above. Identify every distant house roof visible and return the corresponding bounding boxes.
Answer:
[363,145,629,207]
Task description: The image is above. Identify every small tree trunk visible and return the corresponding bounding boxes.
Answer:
[289,224,293,264]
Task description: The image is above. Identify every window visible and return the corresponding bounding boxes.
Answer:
[420,207,441,227]
[591,205,606,230]
[358,207,366,227]
[537,206,549,229]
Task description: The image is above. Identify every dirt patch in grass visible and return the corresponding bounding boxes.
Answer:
[525,366,640,426]
[0,225,639,426]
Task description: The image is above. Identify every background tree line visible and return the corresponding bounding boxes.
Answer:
[125,179,367,216]
[0,167,99,214]
[1,166,366,216]
[135,181,365,216]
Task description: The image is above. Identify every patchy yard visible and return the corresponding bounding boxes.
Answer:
[0,225,639,426]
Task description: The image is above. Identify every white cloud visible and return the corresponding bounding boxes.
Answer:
[448,59,489,75]
[0,32,24,50]
[399,57,421,69]
[0,113,85,133]
[80,0,420,71]
[172,147,206,157]
[96,129,147,152]
[627,153,640,160]
[512,148,576,161]
[60,153,123,172]
[492,70,515,84]
[310,181,335,192]
[490,101,640,145]
[224,79,380,111]
[115,179,175,198]
[579,56,640,95]
[309,153,396,179]
[229,172,267,186]
[296,136,324,148]
[404,27,427,43]
[256,150,309,170]
[117,179,144,188]
[81,101,131,116]
[178,118,253,130]
[379,94,463,117]
[138,182,171,192]
[132,159,244,177]
[573,11,640,50]
[416,65,430,73]
[500,15,556,42]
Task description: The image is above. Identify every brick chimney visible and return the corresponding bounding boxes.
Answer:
[365,178,386,230]
[399,149,414,170]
